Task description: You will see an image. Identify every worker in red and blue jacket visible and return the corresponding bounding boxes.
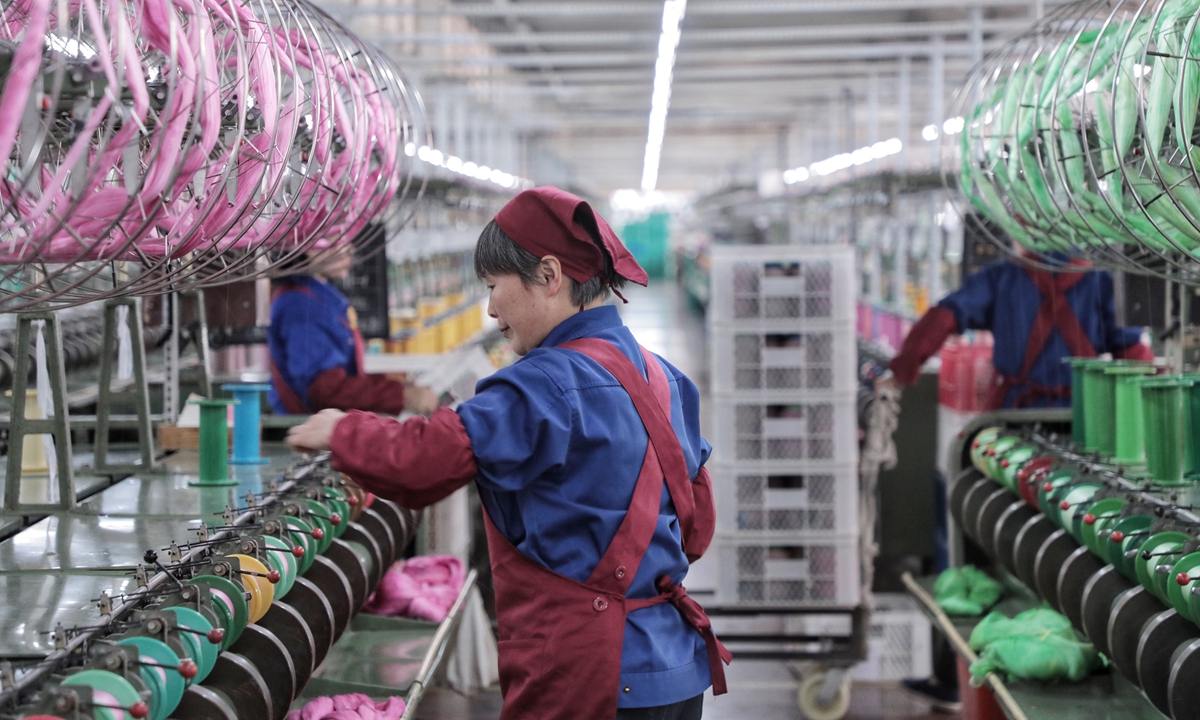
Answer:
[883,253,1152,713]
[885,256,1153,408]
[284,186,730,720]
[268,245,437,416]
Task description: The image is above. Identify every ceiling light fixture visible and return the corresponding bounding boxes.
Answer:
[640,0,687,192]
[782,138,903,184]
[412,144,532,191]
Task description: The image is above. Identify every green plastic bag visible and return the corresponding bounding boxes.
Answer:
[933,566,1004,616]
[968,607,1075,652]
[968,607,1105,683]
[970,633,1105,683]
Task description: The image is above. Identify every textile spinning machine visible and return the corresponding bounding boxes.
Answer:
[0,0,462,715]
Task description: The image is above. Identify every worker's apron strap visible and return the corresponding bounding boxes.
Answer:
[988,266,1097,410]
[627,575,733,695]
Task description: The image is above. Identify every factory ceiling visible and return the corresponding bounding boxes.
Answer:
[319,0,1068,198]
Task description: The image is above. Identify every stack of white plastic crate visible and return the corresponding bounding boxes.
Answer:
[694,244,861,610]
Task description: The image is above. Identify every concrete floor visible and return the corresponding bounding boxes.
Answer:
[415,283,949,719]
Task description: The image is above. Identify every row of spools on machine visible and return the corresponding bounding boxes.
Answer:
[952,356,1200,720]
[9,462,416,720]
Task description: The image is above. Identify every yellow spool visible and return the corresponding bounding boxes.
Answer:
[229,554,275,623]
[5,390,48,474]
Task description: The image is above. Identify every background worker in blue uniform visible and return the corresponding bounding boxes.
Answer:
[268,244,438,416]
[879,252,1152,712]
[284,186,729,719]
[884,255,1153,406]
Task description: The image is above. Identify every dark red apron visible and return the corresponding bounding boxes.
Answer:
[485,338,731,720]
[986,266,1096,410]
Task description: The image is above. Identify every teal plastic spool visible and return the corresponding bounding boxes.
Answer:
[223,384,271,465]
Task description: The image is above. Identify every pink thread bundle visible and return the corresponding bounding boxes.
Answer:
[285,693,406,720]
[362,556,466,623]
[0,0,419,276]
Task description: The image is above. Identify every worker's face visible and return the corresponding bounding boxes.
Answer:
[313,245,354,281]
[484,271,556,356]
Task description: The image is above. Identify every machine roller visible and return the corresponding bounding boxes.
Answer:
[947,420,1200,720]
[0,452,442,720]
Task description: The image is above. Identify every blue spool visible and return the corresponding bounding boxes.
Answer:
[223,384,271,465]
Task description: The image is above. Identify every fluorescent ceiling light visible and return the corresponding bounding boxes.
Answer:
[782,138,903,184]
[640,0,687,192]
[413,145,531,190]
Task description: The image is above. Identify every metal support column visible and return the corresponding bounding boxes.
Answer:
[4,312,74,512]
[183,290,213,399]
[94,297,158,475]
[898,55,911,168]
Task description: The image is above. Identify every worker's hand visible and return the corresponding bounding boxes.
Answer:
[404,384,439,416]
[286,408,347,453]
[875,374,901,397]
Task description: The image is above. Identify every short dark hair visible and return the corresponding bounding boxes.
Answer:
[473,218,625,306]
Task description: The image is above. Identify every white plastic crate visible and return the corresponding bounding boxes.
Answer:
[852,594,933,682]
[689,534,860,609]
[710,324,857,395]
[712,463,859,536]
[708,245,856,327]
[710,395,858,465]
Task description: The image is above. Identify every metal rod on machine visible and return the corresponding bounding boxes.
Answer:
[400,569,478,720]
[902,572,1031,720]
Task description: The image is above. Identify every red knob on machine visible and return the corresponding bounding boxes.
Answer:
[1111,530,1125,543]
[129,702,150,718]
[206,628,225,644]
[1017,469,1029,483]
[1083,514,1096,525]
[292,545,305,558]
[1001,459,1010,468]
[347,495,359,506]
[311,528,324,540]
[177,660,199,680]
[972,441,981,449]
[1060,501,1071,510]
[329,513,342,526]
[267,570,281,584]
[958,431,966,438]
[1179,572,1193,586]
[987,449,996,457]
[1043,482,1055,493]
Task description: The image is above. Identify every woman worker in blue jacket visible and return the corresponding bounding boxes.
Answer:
[284,186,730,719]
[268,244,437,415]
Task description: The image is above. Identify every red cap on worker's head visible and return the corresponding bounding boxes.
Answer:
[494,186,649,291]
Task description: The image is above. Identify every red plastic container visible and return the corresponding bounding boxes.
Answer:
[957,657,1007,720]
[939,335,995,412]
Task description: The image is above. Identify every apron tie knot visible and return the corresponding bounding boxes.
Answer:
[656,576,734,694]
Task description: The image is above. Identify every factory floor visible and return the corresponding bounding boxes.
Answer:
[416,282,948,720]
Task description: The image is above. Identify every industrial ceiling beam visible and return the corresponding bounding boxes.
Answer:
[326,0,1071,17]
[355,18,1030,46]
[386,40,1002,68]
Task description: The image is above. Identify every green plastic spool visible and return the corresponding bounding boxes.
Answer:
[1182,375,1200,479]
[189,399,235,487]
[1141,377,1194,486]
[1066,357,1107,447]
[1082,360,1126,456]
[1105,364,1156,466]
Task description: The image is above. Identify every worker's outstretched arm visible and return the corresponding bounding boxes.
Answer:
[887,306,959,385]
[324,408,478,508]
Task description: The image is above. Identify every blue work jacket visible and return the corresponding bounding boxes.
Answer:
[939,262,1142,408]
[456,305,714,708]
[267,275,359,414]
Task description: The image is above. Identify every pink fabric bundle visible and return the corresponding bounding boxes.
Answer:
[362,556,466,623]
[285,693,405,720]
